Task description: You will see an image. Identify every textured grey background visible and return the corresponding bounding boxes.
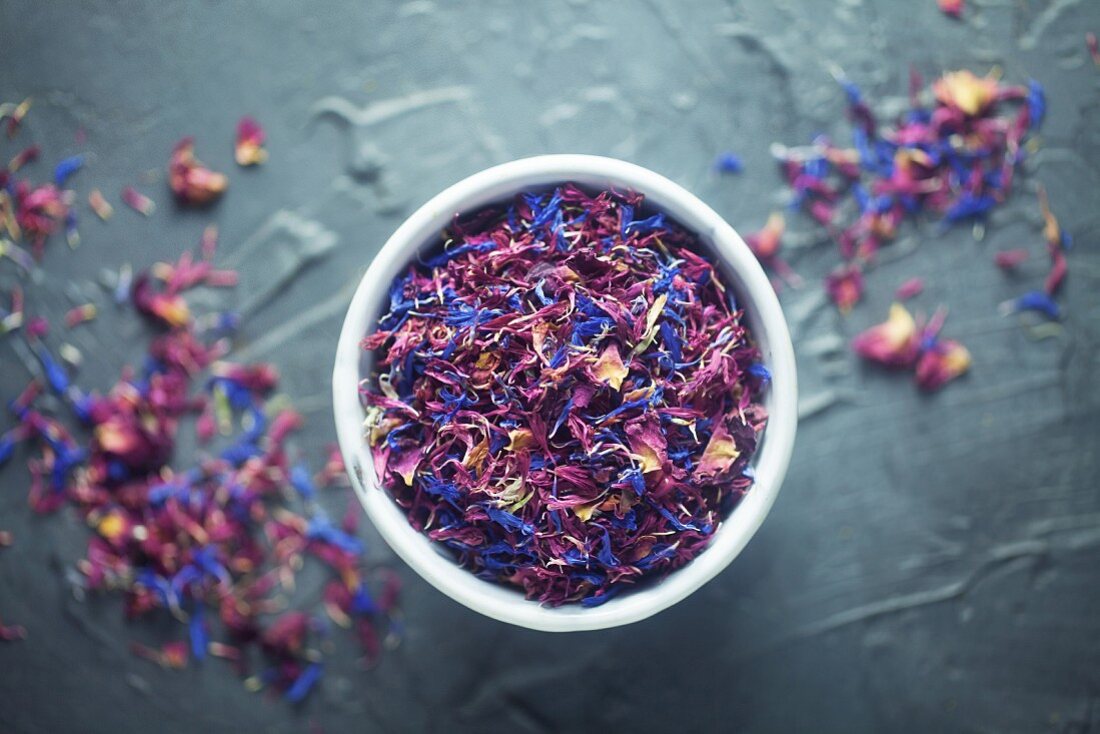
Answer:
[2,1,1099,732]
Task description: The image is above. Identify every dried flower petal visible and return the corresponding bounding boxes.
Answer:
[235,116,268,166]
[88,189,113,220]
[915,338,971,391]
[825,263,864,313]
[0,616,27,642]
[121,186,156,216]
[933,70,999,117]
[714,152,743,174]
[591,342,629,391]
[8,144,39,172]
[64,304,97,328]
[1002,290,1061,320]
[53,155,84,187]
[994,248,1029,270]
[894,277,924,301]
[745,212,785,260]
[937,0,963,18]
[852,303,919,368]
[168,138,228,205]
[1,98,31,138]
[694,422,741,480]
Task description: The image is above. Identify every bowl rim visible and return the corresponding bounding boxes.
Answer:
[333,154,797,632]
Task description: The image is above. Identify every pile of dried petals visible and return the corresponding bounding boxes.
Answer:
[1,241,400,701]
[362,186,769,606]
[0,104,396,703]
[771,69,1059,317]
[852,303,971,391]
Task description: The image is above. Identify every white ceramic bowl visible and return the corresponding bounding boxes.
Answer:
[333,154,797,632]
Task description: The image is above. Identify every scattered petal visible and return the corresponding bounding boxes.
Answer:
[937,0,963,18]
[852,303,919,368]
[714,152,743,174]
[235,117,267,166]
[121,186,156,216]
[88,189,113,221]
[168,138,228,205]
[915,338,971,391]
[894,277,924,301]
[993,248,1029,270]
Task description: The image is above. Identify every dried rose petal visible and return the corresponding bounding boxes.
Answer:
[168,137,228,205]
[64,304,97,328]
[8,144,39,172]
[933,70,999,117]
[993,248,1029,270]
[825,263,864,313]
[852,303,919,368]
[0,616,26,642]
[937,0,963,18]
[915,338,971,391]
[745,212,784,260]
[88,189,113,220]
[121,186,155,216]
[1,98,31,138]
[894,277,924,301]
[235,117,267,166]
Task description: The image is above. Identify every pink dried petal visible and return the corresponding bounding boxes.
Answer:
[132,273,191,327]
[235,116,267,166]
[994,248,1029,270]
[168,137,228,205]
[1,98,31,138]
[64,304,97,328]
[825,264,864,313]
[121,186,156,216]
[744,212,785,260]
[694,422,741,480]
[809,199,835,226]
[389,446,422,486]
[8,144,39,172]
[852,303,920,368]
[200,224,219,260]
[894,277,924,301]
[26,315,49,339]
[937,0,963,18]
[915,338,971,391]
[1045,247,1067,295]
[0,616,27,642]
[625,418,667,475]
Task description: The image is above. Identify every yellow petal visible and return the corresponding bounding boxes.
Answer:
[592,343,629,390]
[462,438,489,473]
[631,293,668,356]
[574,502,600,522]
[507,428,536,452]
[884,303,917,348]
[97,511,127,541]
[632,445,663,474]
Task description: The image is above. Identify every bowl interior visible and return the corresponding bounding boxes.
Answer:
[333,155,797,632]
